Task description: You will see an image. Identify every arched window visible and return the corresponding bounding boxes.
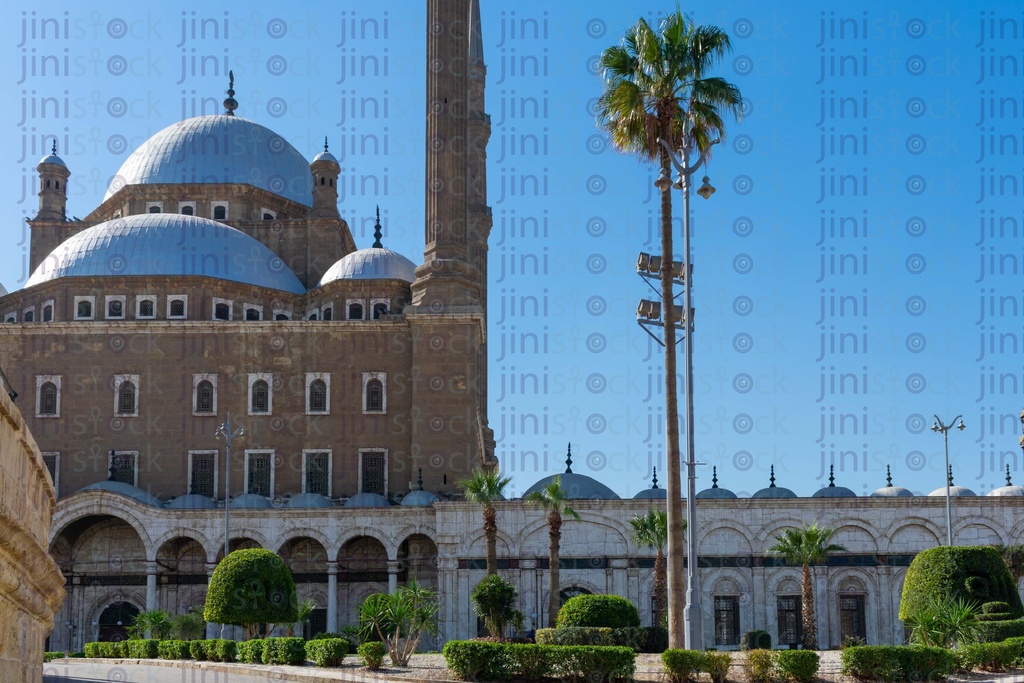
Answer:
[308,312,318,321]
[148,206,160,214]
[213,205,226,220]
[365,379,384,412]
[181,205,194,215]
[39,382,58,415]
[322,306,333,321]
[373,302,389,319]
[348,303,363,320]
[77,300,92,319]
[169,299,185,317]
[215,303,230,320]
[42,305,53,322]
[251,380,269,413]
[138,299,154,318]
[245,308,260,321]
[23,310,34,322]
[308,379,327,413]
[108,299,123,318]
[275,313,289,321]
[196,380,214,413]
[263,212,274,220]
[117,381,136,415]
[320,177,325,186]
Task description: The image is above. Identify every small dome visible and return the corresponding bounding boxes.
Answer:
[80,480,161,507]
[987,466,1024,497]
[39,151,67,169]
[928,485,977,497]
[25,214,305,293]
[287,492,334,508]
[165,494,217,509]
[811,465,857,498]
[105,115,313,206]
[312,137,338,164]
[402,490,440,506]
[752,465,796,499]
[870,485,914,498]
[634,466,666,499]
[697,466,737,500]
[345,492,391,508]
[319,247,417,285]
[524,473,620,500]
[229,493,272,509]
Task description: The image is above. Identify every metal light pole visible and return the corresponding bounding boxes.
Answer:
[931,414,964,546]
[215,413,246,561]
[658,133,717,652]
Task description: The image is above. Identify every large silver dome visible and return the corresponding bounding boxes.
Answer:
[319,247,417,285]
[25,214,305,294]
[104,115,314,206]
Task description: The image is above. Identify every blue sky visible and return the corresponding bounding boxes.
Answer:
[2,1,1022,499]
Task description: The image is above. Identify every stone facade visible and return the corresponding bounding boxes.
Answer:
[0,383,65,680]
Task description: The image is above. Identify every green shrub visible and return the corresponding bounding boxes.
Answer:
[976,612,1014,621]
[305,637,348,667]
[956,641,1013,672]
[43,652,65,662]
[69,652,85,658]
[442,640,634,682]
[558,645,635,682]
[983,601,1011,614]
[311,631,346,640]
[157,640,191,659]
[358,641,386,670]
[262,637,305,665]
[83,642,100,658]
[702,651,732,683]
[443,640,515,680]
[189,640,208,661]
[124,639,160,659]
[662,648,704,683]
[236,639,265,664]
[1003,636,1024,665]
[841,645,953,682]
[973,618,1024,642]
[510,643,554,681]
[899,546,1023,621]
[747,648,777,683]
[208,639,236,662]
[741,630,772,651]
[556,594,640,628]
[776,650,819,683]
[642,626,668,653]
[472,574,522,638]
[203,548,298,637]
[536,626,653,652]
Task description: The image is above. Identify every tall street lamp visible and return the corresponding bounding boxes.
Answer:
[215,413,246,561]
[931,414,964,546]
[658,133,717,652]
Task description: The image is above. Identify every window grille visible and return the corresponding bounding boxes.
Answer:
[777,595,802,646]
[251,380,269,413]
[190,453,215,497]
[309,380,327,413]
[39,382,58,414]
[196,381,214,413]
[365,379,383,412]
[109,452,136,485]
[306,452,330,496]
[361,452,385,495]
[247,452,271,496]
[714,596,740,646]
[117,381,136,414]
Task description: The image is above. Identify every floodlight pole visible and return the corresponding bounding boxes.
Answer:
[930,414,964,547]
[215,413,246,561]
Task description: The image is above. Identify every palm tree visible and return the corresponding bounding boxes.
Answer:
[768,522,846,650]
[525,475,581,627]
[630,509,678,628]
[458,468,513,576]
[597,11,741,648]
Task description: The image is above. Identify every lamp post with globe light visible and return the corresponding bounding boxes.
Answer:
[931,414,964,546]
[215,413,246,561]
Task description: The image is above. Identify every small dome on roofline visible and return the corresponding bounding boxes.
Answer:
[523,444,620,500]
[634,466,666,500]
[870,465,915,497]
[811,465,857,498]
[988,465,1024,497]
[230,493,272,509]
[752,465,796,499]
[287,492,334,508]
[80,480,161,507]
[345,492,391,508]
[928,466,976,497]
[697,466,738,500]
[319,208,416,285]
[165,494,216,509]
[402,469,440,506]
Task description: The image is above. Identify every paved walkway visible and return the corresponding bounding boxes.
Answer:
[43,658,428,683]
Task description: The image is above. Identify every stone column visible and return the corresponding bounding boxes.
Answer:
[145,561,158,611]
[437,556,459,643]
[519,559,538,632]
[205,562,218,640]
[610,558,628,598]
[387,560,401,594]
[627,566,641,623]
[327,561,338,633]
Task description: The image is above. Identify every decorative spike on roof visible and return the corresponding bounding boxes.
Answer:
[223,70,238,115]
[1007,464,1013,486]
[948,464,954,487]
[712,466,719,488]
[417,467,424,491]
[651,466,659,489]
[565,443,573,474]
[828,464,836,487]
[886,464,893,487]
[372,205,383,248]
[324,137,329,153]
[769,465,776,487]
[51,140,57,155]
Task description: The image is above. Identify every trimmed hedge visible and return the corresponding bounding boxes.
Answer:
[840,645,954,682]
[124,639,160,659]
[262,637,305,665]
[43,652,65,662]
[535,626,662,652]
[84,641,128,658]
[662,649,703,683]
[703,651,732,683]
[983,601,1011,614]
[776,650,819,683]
[443,640,635,682]
[83,643,100,658]
[209,639,237,662]
[204,548,298,628]
[899,546,1023,621]
[305,637,348,667]
[158,640,191,660]
[189,640,209,661]
[556,594,640,629]
[740,630,772,650]
[358,641,386,670]
[974,618,1024,642]
[955,641,1013,672]
[747,649,777,683]
[236,639,266,664]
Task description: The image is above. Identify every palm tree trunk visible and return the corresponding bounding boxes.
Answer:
[483,505,497,575]
[548,511,562,626]
[659,129,685,650]
[654,549,667,628]
[801,563,817,650]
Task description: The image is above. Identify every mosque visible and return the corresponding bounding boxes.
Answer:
[0,0,1022,654]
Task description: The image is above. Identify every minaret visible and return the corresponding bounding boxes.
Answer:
[310,137,340,218]
[35,140,70,222]
[411,0,492,312]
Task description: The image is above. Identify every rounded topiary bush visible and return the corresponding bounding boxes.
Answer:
[899,546,1024,621]
[556,594,640,628]
[203,548,297,636]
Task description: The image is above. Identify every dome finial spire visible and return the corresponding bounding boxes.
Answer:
[324,136,329,153]
[1007,464,1013,486]
[51,139,57,155]
[712,466,719,488]
[769,465,776,488]
[651,466,658,489]
[417,467,424,491]
[223,70,238,116]
[886,464,893,487]
[948,464,954,487]
[565,443,573,474]
[372,205,383,248]
[828,464,836,487]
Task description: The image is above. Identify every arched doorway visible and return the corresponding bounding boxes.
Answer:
[98,602,139,642]
[560,586,592,606]
[279,537,329,638]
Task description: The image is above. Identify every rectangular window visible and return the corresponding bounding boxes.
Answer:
[136,296,156,319]
[360,450,386,496]
[245,450,273,497]
[42,453,59,496]
[105,295,126,320]
[188,451,217,497]
[109,451,138,487]
[840,594,867,643]
[213,297,233,321]
[73,296,95,320]
[167,296,188,319]
[777,595,802,647]
[304,451,331,497]
[714,595,740,647]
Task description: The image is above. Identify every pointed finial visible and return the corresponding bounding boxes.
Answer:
[948,464,954,487]
[769,465,776,488]
[417,468,424,491]
[51,139,57,155]
[651,467,659,490]
[1007,464,1013,486]
[886,465,893,487]
[324,136,329,153]
[372,205,383,248]
[565,443,573,474]
[711,466,719,489]
[828,464,836,487]
[223,70,238,116]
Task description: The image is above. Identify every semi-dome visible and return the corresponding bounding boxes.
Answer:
[165,494,217,509]
[811,466,857,498]
[80,480,161,507]
[229,493,272,509]
[523,445,620,500]
[287,492,334,508]
[870,466,914,498]
[345,492,391,508]
[696,466,738,500]
[752,466,796,499]
[988,466,1024,497]
[104,115,314,206]
[319,248,417,285]
[25,213,305,293]
[633,466,666,500]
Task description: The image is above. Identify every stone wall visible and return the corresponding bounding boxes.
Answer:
[0,385,65,681]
